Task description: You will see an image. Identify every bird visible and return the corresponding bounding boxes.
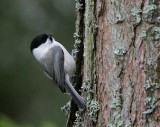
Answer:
[30,33,85,109]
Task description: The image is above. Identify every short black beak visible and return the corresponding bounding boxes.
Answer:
[48,33,53,41]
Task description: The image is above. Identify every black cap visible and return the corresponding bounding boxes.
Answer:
[30,34,49,53]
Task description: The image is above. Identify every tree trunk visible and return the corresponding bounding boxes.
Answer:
[66,0,160,126]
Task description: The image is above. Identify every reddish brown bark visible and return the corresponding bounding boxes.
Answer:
[67,0,160,127]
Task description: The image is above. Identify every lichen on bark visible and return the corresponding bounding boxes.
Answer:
[66,0,160,127]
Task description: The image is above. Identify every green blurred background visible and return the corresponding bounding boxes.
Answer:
[0,0,75,127]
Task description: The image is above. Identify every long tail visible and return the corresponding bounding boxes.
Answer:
[65,77,85,109]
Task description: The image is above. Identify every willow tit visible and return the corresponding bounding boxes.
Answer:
[30,33,85,109]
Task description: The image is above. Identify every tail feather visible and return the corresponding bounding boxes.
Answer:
[65,79,85,109]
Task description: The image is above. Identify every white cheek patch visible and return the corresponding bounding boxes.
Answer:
[32,39,52,61]
[32,48,46,61]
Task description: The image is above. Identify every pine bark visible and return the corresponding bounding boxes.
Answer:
[67,0,160,127]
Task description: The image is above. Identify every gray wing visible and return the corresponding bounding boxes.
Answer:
[42,46,66,92]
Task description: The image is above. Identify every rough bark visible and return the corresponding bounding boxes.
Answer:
[67,0,160,127]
